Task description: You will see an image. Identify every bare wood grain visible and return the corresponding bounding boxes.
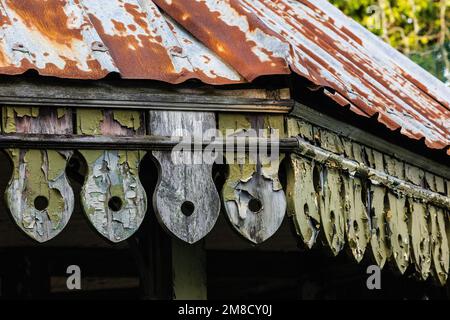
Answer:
[149,111,220,244]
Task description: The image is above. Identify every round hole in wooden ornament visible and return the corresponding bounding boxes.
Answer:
[181,201,195,217]
[248,198,263,213]
[108,196,123,212]
[34,196,49,211]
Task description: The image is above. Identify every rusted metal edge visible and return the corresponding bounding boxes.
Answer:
[0,133,447,210]
[294,137,450,210]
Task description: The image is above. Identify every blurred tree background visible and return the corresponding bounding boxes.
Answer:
[330,0,449,85]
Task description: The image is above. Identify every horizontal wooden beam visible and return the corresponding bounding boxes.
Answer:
[0,134,299,152]
[0,77,293,113]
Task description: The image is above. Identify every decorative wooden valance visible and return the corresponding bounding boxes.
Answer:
[0,105,448,286]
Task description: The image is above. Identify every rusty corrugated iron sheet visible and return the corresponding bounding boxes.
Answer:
[0,0,448,152]
[0,0,241,82]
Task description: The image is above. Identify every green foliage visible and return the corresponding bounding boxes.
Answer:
[330,0,449,84]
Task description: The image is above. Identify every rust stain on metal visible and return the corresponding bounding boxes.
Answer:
[0,0,448,151]
[155,0,449,152]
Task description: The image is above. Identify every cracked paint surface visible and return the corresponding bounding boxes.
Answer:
[80,149,146,242]
[78,108,147,242]
[287,117,449,283]
[219,113,286,244]
[2,106,74,242]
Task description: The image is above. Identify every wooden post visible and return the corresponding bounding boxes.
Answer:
[172,239,207,300]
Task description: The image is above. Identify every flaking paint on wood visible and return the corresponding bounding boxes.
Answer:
[315,128,348,256]
[384,156,410,274]
[340,140,371,262]
[220,114,286,244]
[287,117,448,283]
[429,206,449,285]
[425,174,449,285]
[286,154,320,249]
[405,165,431,280]
[286,119,320,248]
[78,109,147,242]
[2,106,74,242]
[367,148,390,268]
[320,167,346,256]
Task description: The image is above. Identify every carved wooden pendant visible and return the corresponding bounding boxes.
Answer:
[314,127,347,256]
[425,174,449,285]
[320,167,347,256]
[286,155,320,249]
[219,114,286,244]
[430,206,449,285]
[366,148,390,268]
[286,119,320,249]
[343,143,371,262]
[384,156,410,274]
[78,109,147,242]
[410,200,431,280]
[405,165,431,280]
[149,111,220,244]
[2,107,74,242]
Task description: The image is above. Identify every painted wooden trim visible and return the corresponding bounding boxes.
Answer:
[0,133,447,210]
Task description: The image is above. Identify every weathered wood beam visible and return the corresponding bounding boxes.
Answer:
[0,78,293,113]
[0,133,299,151]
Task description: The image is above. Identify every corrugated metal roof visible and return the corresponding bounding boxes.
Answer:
[0,0,448,153]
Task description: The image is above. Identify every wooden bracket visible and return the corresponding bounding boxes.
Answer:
[2,107,74,242]
[219,114,286,244]
[77,109,147,242]
[149,111,220,244]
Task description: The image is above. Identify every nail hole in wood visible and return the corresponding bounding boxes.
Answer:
[34,196,49,211]
[181,201,195,217]
[248,198,263,213]
[108,196,123,212]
